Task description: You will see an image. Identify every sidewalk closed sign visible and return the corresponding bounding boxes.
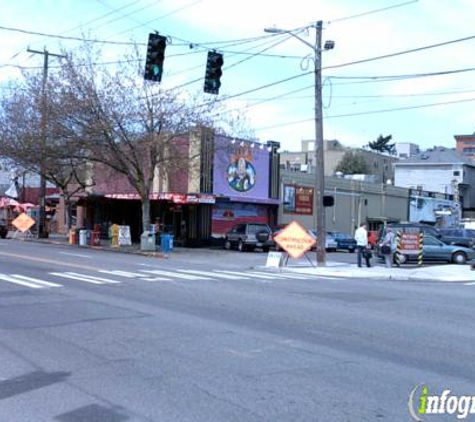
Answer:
[118,225,132,246]
[274,221,316,259]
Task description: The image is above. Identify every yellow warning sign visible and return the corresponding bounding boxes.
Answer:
[274,221,316,259]
[12,213,35,232]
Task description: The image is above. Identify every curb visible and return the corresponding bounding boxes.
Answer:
[12,237,169,258]
[256,265,474,282]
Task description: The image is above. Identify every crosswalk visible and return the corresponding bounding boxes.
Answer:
[0,268,319,290]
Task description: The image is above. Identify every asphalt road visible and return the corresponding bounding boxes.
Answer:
[0,240,474,421]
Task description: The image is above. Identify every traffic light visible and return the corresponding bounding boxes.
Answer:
[204,51,224,94]
[144,33,166,82]
[323,195,335,207]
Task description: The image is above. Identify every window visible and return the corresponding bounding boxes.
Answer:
[453,171,460,176]
[235,224,246,234]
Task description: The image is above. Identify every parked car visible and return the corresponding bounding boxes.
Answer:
[392,235,475,265]
[326,231,356,253]
[384,223,443,240]
[308,230,338,252]
[224,223,273,252]
[273,229,337,252]
[437,228,475,249]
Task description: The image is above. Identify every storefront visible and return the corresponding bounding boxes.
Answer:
[211,136,280,238]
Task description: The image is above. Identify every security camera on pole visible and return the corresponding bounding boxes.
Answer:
[264,21,335,266]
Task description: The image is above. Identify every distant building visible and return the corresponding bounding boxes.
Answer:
[280,139,398,183]
[394,146,475,217]
[454,134,475,162]
[395,142,420,159]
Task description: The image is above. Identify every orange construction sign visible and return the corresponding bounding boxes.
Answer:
[12,213,35,232]
[274,221,316,259]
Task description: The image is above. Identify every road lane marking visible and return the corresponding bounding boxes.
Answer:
[139,270,210,280]
[50,272,107,285]
[99,270,149,278]
[0,251,104,271]
[59,252,92,258]
[12,274,62,287]
[99,270,171,281]
[213,270,275,280]
[177,269,251,280]
[0,273,45,289]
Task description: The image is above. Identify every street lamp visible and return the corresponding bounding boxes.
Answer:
[264,22,334,266]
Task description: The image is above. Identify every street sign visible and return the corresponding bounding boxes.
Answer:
[266,251,283,268]
[11,212,35,232]
[273,221,316,259]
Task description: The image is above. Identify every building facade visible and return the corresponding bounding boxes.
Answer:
[279,170,409,235]
[454,134,475,162]
[394,147,475,218]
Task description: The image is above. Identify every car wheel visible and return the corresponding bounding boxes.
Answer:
[238,240,245,252]
[452,251,467,265]
[224,239,232,250]
[349,248,355,253]
[262,247,269,253]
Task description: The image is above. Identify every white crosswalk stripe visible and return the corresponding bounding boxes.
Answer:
[0,273,53,289]
[244,271,312,280]
[139,269,211,280]
[213,270,279,280]
[50,272,120,285]
[177,269,251,280]
[12,274,62,287]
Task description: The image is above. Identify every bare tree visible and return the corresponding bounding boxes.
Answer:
[0,76,92,229]
[46,43,251,242]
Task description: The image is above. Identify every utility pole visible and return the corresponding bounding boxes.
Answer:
[264,22,334,266]
[313,20,326,266]
[27,48,66,238]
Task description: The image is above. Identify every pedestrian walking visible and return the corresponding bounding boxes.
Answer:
[355,222,371,268]
[381,227,396,268]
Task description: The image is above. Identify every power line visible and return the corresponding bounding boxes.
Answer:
[323,33,475,71]
[328,0,419,24]
[254,96,475,131]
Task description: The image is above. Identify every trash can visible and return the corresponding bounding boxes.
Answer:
[91,231,101,246]
[140,230,156,252]
[160,234,174,253]
[79,229,88,246]
[75,228,81,244]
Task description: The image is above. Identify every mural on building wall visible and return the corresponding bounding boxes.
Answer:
[213,136,270,200]
[283,185,313,215]
[409,191,460,227]
[211,203,269,237]
[227,157,256,192]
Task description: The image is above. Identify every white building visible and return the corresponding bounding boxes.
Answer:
[395,142,420,159]
[394,147,475,217]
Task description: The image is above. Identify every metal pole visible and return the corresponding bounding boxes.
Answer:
[27,48,65,238]
[314,21,326,266]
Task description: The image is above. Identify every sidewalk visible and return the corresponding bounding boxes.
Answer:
[273,260,475,282]
[9,233,475,282]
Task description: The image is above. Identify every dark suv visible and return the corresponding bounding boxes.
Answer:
[437,228,475,249]
[224,223,273,252]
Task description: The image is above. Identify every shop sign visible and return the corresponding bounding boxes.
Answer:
[283,185,313,215]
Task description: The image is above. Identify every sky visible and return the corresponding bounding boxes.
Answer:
[1,0,475,152]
